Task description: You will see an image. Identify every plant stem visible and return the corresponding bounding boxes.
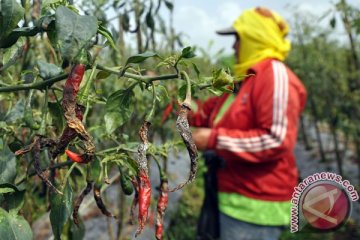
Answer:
[0,65,179,93]
[96,65,179,83]
[145,83,156,122]
[180,71,192,107]
[16,160,74,185]
[62,162,78,188]
[0,73,68,93]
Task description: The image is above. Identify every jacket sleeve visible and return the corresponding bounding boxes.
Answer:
[189,96,219,128]
[207,61,304,163]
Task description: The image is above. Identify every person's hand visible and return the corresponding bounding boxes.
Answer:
[192,128,211,150]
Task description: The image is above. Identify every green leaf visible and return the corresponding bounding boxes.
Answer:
[2,37,25,67]
[37,60,63,79]
[104,112,122,134]
[0,145,16,185]
[50,182,73,240]
[207,87,223,96]
[4,100,25,124]
[120,12,130,31]
[68,218,85,240]
[0,0,25,43]
[97,23,117,50]
[0,208,33,240]
[0,188,15,194]
[164,0,173,11]
[0,183,25,214]
[181,46,196,59]
[54,6,97,60]
[96,70,111,80]
[89,156,101,180]
[155,85,170,103]
[192,63,200,79]
[125,52,158,66]
[105,89,134,133]
[330,17,336,29]
[48,101,65,134]
[145,11,155,30]
[0,26,40,48]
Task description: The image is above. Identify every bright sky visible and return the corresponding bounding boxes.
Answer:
[168,0,359,54]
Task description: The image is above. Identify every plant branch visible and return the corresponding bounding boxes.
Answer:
[16,160,74,185]
[0,65,179,93]
[96,65,179,83]
[180,71,192,107]
[0,73,68,93]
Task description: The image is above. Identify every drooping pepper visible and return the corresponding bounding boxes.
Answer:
[62,63,95,163]
[93,182,117,219]
[73,181,93,226]
[135,121,152,237]
[155,174,168,240]
[168,104,198,192]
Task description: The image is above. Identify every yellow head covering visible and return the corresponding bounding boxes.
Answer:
[232,7,291,78]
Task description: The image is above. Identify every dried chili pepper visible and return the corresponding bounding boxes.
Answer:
[73,181,93,226]
[135,121,152,237]
[155,175,168,240]
[51,104,85,159]
[168,104,198,192]
[62,63,95,163]
[93,182,117,219]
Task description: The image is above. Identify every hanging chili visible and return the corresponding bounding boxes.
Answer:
[168,104,198,192]
[73,181,93,226]
[155,175,168,240]
[135,121,152,237]
[93,183,117,219]
[62,63,95,163]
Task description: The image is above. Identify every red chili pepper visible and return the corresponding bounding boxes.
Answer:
[135,121,152,237]
[65,150,84,163]
[64,64,86,96]
[161,103,173,123]
[136,169,151,237]
[62,63,95,163]
[155,177,168,240]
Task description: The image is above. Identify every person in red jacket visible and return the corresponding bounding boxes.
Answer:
[191,7,307,240]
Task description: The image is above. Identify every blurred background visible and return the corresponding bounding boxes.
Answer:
[1,0,360,239]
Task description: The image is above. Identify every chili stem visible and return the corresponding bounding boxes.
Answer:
[180,71,192,107]
[62,162,78,188]
[145,83,156,122]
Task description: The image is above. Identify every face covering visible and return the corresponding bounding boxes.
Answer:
[232,7,291,78]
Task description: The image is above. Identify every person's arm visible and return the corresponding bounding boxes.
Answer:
[207,61,304,163]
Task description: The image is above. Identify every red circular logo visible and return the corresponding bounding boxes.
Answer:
[301,182,351,231]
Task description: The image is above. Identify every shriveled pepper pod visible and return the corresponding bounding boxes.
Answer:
[62,63,95,164]
[155,175,168,240]
[93,182,117,219]
[168,104,198,192]
[168,71,199,192]
[73,181,93,226]
[135,121,152,237]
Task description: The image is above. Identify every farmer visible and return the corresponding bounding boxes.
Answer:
[191,7,307,240]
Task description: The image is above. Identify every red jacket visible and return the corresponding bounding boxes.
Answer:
[190,59,307,201]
